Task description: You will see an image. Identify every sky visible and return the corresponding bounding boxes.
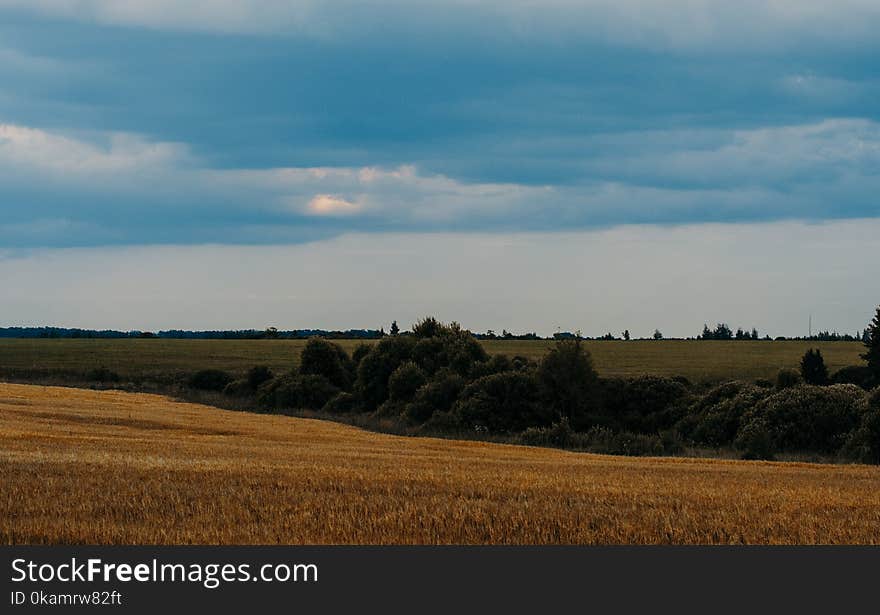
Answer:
[1,1,878,335]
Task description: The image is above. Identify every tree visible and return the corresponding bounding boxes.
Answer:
[299,337,354,389]
[751,328,759,340]
[701,324,712,340]
[536,338,599,425]
[714,323,733,340]
[800,348,829,386]
[623,330,631,341]
[390,320,400,336]
[863,305,880,381]
[653,329,663,340]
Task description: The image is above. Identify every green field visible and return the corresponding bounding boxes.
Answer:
[0,338,865,383]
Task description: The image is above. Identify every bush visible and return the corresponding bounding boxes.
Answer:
[735,418,775,460]
[470,354,514,379]
[412,316,444,339]
[739,384,868,454]
[536,338,599,425]
[388,362,427,403]
[844,389,880,463]
[351,343,372,367]
[776,369,803,390]
[599,376,691,433]
[322,392,360,414]
[188,369,233,391]
[831,365,875,390]
[355,336,416,410]
[299,338,354,390]
[246,365,274,390]
[403,370,465,424]
[452,371,550,432]
[85,366,120,383]
[223,379,253,397]
[257,374,340,411]
[682,382,772,448]
[520,417,575,447]
[800,348,829,385]
[410,324,488,376]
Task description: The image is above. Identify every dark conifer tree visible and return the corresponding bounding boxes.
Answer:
[800,348,829,385]
[863,306,880,381]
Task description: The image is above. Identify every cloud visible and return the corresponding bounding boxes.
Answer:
[0,2,878,248]
[0,118,879,247]
[306,195,361,216]
[2,0,879,50]
[0,123,187,175]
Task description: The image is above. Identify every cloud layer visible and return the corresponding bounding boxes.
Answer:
[2,118,878,246]
[0,2,878,246]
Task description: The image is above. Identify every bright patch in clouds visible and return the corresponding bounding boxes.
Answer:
[307,194,360,216]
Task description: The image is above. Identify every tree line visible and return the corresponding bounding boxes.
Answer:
[180,305,880,464]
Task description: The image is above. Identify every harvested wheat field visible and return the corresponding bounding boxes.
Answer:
[1,382,879,544]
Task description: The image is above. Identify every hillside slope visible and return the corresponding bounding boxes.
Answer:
[1,383,878,544]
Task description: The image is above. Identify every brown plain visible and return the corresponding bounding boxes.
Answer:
[1,382,878,544]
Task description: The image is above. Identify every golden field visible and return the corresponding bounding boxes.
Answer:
[1,382,879,545]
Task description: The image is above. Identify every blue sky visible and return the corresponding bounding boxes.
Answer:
[2,0,879,247]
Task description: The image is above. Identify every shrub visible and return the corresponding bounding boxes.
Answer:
[296,375,341,409]
[412,316,444,338]
[520,417,575,447]
[470,354,514,379]
[355,336,416,410]
[536,338,599,425]
[599,376,691,433]
[403,370,465,424]
[351,343,372,367]
[831,365,875,390]
[410,324,488,376]
[776,369,803,390]
[734,418,775,460]
[246,365,274,390]
[257,374,340,411]
[511,355,537,371]
[422,410,464,432]
[739,384,868,454]
[682,382,772,447]
[85,366,120,383]
[223,379,253,397]
[188,369,233,391]
[800,348,829,385]
[598,432,664,457]
[659,429,685,455]
[299,338,353,390]
[322,392,360,414]
[388,362,427,403]
[452,371,550,432]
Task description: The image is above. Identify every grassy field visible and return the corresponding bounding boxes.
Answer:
[2,382,878,544]
[0,338,865,383]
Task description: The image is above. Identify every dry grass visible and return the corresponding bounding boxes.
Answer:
[0,338,865,382]
[2,382,879,545]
